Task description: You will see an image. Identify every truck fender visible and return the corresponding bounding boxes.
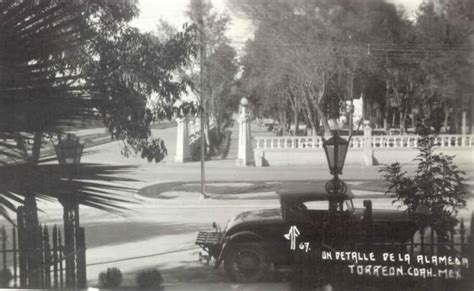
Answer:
[217,231,264,264]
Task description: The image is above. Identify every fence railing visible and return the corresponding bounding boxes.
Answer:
[254,134,474,150]
[371,135,474,148]
[254,136,325,149]
[0,224,66,288]
[0,206,86,289]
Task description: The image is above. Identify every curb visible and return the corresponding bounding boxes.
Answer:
[133,189,387,207]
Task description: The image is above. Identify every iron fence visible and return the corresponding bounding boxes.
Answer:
[0,207,86,289]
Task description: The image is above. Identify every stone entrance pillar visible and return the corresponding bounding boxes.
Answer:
[237,98,254,166]
[175,117,191,163]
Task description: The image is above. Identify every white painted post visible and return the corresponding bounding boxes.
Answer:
[363,120,374,166]
[237,98,254,166]
[174,117,191,163]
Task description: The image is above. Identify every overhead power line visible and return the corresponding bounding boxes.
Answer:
[227,41,472,59]
[228,40,472,50]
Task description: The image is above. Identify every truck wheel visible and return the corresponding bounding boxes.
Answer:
[224,243,270,283]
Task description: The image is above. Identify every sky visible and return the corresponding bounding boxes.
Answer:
[130,0,424,53]
[130,0,424,31]
[130,0,254,44]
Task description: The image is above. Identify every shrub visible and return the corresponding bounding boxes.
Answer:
[380,124,468,237]
[136,269,163,290]
[98,267,123,288]
[0,269,12,287]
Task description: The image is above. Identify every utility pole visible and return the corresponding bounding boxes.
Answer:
[198,0,207,199]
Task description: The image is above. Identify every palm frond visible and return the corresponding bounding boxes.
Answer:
[0,163,139,215]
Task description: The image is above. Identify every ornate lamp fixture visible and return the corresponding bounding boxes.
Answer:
[54,133,84,287]
[54,133,84,166]
[323,130,350,212]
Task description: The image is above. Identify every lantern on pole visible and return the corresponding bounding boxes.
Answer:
[54,133,84,287]
[54,133,84,166]
[322,130,350,212]
[323,130,349,176]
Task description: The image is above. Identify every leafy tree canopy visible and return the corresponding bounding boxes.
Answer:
[233,0,404,134]
[232,0,472,134]
[0,0,198,163]
[156,0,239,156]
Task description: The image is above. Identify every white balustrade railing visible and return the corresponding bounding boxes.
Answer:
[254,136,364,149]
[372,135,474,148]
[254,135,474,150]
[371,135,420,148]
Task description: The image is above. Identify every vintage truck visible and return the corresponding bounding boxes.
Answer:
[196,185,417,282]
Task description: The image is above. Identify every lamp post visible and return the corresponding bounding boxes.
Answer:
[322,130,350,213]
[54,133,84,287]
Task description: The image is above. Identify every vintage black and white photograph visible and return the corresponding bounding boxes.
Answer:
[0,0,473,290]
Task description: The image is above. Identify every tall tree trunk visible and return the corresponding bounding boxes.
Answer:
[285,108,291,135]
[308,87,330,135]
[215,112,222,140]
[349,98,354,131]
[300,86,316,133]
[314,105,330,135]
[443,107,449,133]
[400,111,406,134]
[294,112,299,136]
[278,109,287,136]
[304,84,330,135]
[287,93,298,136]
[314,109,320,134]
[383,80,390,132]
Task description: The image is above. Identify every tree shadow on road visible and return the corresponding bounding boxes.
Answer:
[84,222,209,248]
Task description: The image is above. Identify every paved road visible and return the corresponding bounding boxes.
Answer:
[37,196,413,288]
[22,126,474,289]
[36,192,473,289]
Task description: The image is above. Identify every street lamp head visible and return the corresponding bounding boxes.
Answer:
[54,133,84,165]
[240,97,249,107]
[323,130,349,175]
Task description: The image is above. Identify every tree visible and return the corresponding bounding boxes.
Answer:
[186,0,239,156]
[235,0,404,135]
[239,27,298,135]
[380,124,468,237]
[89,25,197,161]
[413,1,473,133]
[235,0,472,134]
[206,43,240,136]
[364,0,473,133]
